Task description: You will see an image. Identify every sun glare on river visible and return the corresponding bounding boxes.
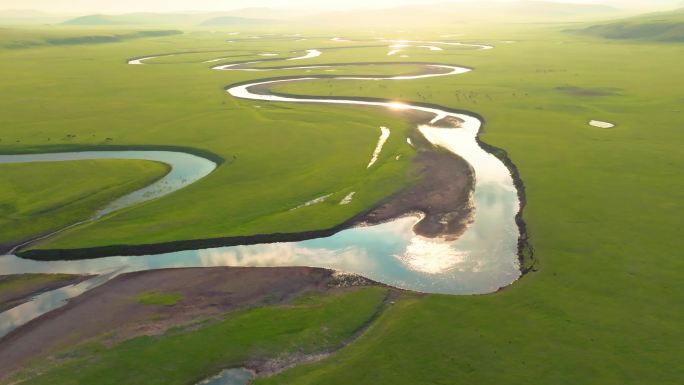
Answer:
[389,101,409,110]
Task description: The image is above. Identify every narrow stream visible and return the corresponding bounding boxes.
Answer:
[0,40,523,338]
[0,151,216,219]
[0,151,217,253]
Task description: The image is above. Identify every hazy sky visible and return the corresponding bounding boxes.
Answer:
[0,0,680,13]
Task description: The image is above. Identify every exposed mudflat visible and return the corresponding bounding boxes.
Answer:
[354,108,474,239]
[0,267,376,379]
[359,134,474,239]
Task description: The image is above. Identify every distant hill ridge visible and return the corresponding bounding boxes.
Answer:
[200,16,282,27]
[291,1,623,27]
[56,1,624,28]
[64,13,209,26]
[0,9,72,24]
[574,8,684,42]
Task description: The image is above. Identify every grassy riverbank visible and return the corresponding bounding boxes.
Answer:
[5,286,387,385]
[0,159,169,248]
[0,22,682,385]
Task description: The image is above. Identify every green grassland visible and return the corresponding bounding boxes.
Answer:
[0,29,420,250]
[7,287,387,385]
[0,160,168,247]
[0,22,682,385]
[255,27,684,384]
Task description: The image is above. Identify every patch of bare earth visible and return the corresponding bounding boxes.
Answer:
[0,267,375,379]
[359,116,475,240]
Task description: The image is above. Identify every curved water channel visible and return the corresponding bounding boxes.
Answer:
[0,151,217,254]
[0,40,523,338]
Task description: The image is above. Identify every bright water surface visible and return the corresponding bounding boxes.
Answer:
[197,368,254,385]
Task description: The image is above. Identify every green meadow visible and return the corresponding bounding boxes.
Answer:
[0,18,682,385]
[0,159,168,247]
[0,29,419,249]
[259,27,684,384]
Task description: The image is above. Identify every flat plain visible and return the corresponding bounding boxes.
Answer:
[0,13,683,385]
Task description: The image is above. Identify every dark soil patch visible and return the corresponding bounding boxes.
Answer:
[360,142,474,239]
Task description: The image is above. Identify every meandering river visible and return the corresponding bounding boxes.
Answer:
[0,40,523,338]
